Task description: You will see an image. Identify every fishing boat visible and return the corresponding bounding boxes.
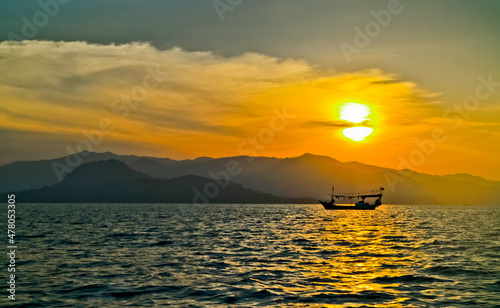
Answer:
[319,186,384,210]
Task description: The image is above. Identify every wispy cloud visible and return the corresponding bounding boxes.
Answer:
[306,120,372,128]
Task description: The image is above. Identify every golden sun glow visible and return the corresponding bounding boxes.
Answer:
[339,103,371,124]
[342,127,374,141]
[339,102,374,142]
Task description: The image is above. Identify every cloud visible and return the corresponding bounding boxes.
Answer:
[306,120,372,128]
[0,40,445,163]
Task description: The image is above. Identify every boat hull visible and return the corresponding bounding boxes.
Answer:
[319,201,378,210]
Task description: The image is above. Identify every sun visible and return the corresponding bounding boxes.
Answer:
[339,102,374,142]
[339,103,371,124]
[342,127,374,141]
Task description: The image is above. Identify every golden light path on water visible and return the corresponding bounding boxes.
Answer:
[263,209,422,307]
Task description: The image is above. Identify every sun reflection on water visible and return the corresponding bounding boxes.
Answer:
[271,209,424,306]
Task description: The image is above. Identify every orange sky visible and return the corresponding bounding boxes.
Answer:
[1,41,499,180]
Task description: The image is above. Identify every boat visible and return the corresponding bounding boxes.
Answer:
[319,186,384,210]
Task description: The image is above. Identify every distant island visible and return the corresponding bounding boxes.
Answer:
[7,160,314,204]
[1,151,499,205]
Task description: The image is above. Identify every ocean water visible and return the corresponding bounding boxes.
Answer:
[5,204,500,307]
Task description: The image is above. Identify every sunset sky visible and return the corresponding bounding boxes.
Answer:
[1,0,500,180]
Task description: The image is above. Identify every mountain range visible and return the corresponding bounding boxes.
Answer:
[1,151,499,205]
[9,160,312,204]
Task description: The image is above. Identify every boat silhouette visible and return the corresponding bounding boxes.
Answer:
[319,186,384,210]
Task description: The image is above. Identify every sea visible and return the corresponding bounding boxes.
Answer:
[4,204,500,307]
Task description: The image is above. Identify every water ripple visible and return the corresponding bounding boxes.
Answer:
[5,204,500,307]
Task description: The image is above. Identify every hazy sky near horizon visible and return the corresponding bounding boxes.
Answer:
[1,0,500,180]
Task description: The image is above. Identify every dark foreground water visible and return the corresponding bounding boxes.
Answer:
[4,204,500,307]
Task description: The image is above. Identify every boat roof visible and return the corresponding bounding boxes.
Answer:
[333,193,383,198]
[327,186,384,199]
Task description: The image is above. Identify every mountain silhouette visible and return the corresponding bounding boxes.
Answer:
[2,151,499,205]
[12,160,314,204]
